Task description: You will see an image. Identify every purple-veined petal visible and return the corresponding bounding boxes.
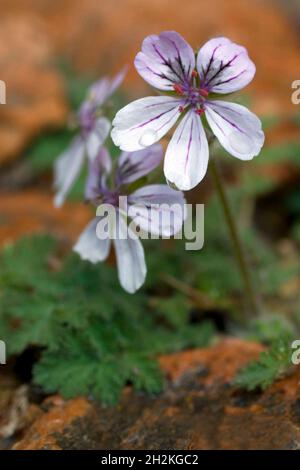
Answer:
[78,100,95,133]
[116,144,163,185]
[205,100,264,160]
[85,117,110,161]
[164,109,209,190]
[112,212,146,293]
[111,96,182,151]
[87,78,110,108]
[73,217,111,263]
[85,147,112,200]
[196,37,255,94]
[135,31,195,91]
[128,184,186,236]
[54,137,85,208]
[107,66,128,97]
[87,66,127,107]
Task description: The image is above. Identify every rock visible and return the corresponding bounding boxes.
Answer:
[0,15,67,167]
[13,398,91,450]
[0,191,92,247]
[0,385,37,440]
[12,339,300,450]
[0,373,42,450]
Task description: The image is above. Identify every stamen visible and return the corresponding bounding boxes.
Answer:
[199,88,209,98]
[173,83,184,95]
[178,105,185,113]
[191,70,198,78]
[195,108,205,115]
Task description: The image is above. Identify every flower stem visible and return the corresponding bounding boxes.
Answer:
[209,157,261,318]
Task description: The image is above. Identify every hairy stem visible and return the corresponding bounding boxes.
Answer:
[209,157,261,318]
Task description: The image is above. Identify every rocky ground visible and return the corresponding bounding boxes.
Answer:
[2,339,299,450]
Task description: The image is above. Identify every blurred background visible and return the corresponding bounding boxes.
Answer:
[0,0,299,244]
[0,0,300,449]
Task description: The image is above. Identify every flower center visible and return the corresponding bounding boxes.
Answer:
[173,76,209,115]
[102,189,120,207]
[78,104,96,136]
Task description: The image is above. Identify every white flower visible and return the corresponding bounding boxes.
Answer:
[111,32,264,191]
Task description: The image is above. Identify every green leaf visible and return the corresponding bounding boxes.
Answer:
[234,336,293,391]
[26,130,74,174]
[0,234,215,404]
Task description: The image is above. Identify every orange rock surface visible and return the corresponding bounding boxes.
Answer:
[12,339,300,450]
[0,15,67,166]
[0,191,92,247]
